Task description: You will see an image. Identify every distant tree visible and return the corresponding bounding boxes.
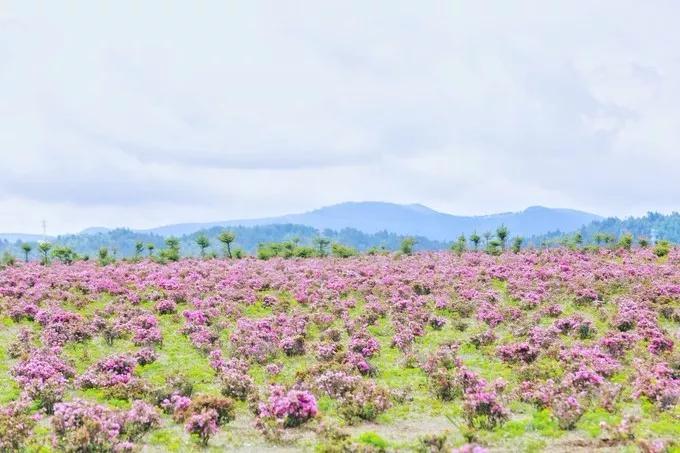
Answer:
[619,233,633,250]
[38,241,52,265]
[400,237,416,255]
[331,242,358,258]
[469,232,481,251]
[314,237,331,257]
[511,236,524,254]
[486,238,502,256]
[161,237,181,262]
[367,245,389,256]
[21,243,32,262]
[638,237,649,248]
[573,232,583,248]
[496,225,509,251]
[451,234,466,256]
[618,233,633,251]
[482,231,492,248]
[195,234,210,258]
[654,240,670,258]
[146,243,155,257]
[98,247,111,266]
[52,245,76,264]
[1,251,16,267]
[218,231,236,258]
[134,241,145,258]
[603,233,616,246]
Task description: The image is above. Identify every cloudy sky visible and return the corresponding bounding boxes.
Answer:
[1,1,679,234]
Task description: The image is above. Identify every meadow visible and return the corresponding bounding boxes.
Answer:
[0,247,678,452]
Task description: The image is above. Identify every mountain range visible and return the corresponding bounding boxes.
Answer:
[110,202,602,241]
[3,202,602,243]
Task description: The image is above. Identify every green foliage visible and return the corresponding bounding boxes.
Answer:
[20,243,32,262]
[1,251,16,267]
[195,234,210,258]
[38,241,52,265]
[486,238,502,256]
[511,236,524,253]
[367,245,389,255]
[469,232,481,250]
[331,242,358,258]
[573,232,583,247]
[400,237,416,255]
[159,237,181,262]
[496,224,509,250]
[357,431,388,450]
[134,241,144,258]
[451,234,466,255]
[98,247,115,266]
[533,212,680,248]
[218,230,236,258]
[618,233,633,251]
[52,245,77,264]
[654,240,671,257]
[314,237,331,257]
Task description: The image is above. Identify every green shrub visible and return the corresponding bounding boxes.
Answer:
[654,240,671,257]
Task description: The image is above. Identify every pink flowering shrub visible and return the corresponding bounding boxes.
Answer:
[552,395,585,430]
[77,354,147,399]
[0,401,37,451]
[463,389,509,429]
[336,380,391,423]
[134,347,158,365]
[52,399,159,451]
[0,247,678,449]
[11,348,75,413]
[155,299,177,314]
[185,409,219,446]
[257,385,318,428]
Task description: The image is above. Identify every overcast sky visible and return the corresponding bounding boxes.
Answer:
[1,1,679,234]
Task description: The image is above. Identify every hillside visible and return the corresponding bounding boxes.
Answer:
[531,211,680,245]
[142,202,601,240]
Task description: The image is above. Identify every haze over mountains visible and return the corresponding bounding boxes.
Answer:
[85,202,601,241]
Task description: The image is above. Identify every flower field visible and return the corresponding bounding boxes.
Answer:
[1,248,679,452]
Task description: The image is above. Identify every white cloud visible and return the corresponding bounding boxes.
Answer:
[1,0,679,233]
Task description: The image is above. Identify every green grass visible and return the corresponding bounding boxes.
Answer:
[0,317,27,403]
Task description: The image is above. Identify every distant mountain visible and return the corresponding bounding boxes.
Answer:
[141,202,602,241]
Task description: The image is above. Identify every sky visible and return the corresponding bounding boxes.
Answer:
[1,1,679,234]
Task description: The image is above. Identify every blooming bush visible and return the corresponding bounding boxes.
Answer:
[257,385,318,429]
[185,409,219,446]
[0,401,37,451]
[0,247,678,449]
[336,380,391,423]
